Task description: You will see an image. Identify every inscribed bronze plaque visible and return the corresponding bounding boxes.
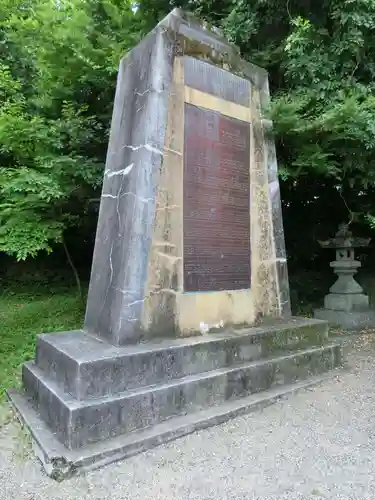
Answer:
[183,103,251,292]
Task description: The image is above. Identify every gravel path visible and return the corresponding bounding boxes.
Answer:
[1,335,375,500]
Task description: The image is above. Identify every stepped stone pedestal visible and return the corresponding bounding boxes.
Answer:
[8,9,343,480]
[314,224,375,330]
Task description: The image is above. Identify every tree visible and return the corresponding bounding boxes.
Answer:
[139,0,375,236]
[3,0,375,305]
[0,0,144,262]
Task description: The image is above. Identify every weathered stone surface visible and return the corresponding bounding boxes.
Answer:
[22,342,341,450]
[314,308,375,330]
[34,318,329,400]
[84,7,291,347]
[84,27,175,346]
[324,291,369,312]
[263,114,291,317]
[7,371,339,481]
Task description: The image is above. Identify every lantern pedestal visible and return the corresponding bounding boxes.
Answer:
[314,224,375,330]
[314,308,375,330]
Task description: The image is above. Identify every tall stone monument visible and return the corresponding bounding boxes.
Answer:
[8,9,342,480]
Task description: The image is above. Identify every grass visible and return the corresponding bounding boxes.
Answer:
[0,286,84,400]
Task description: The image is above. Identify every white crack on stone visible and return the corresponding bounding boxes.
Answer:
[105,163,134,178]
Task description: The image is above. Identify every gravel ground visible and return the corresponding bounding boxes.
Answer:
[1,335,375,500]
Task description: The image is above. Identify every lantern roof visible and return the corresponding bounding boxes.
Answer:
[318,223,371,249]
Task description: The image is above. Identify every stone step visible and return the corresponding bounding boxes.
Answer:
[8,371,342,481]
[23,343,341,450]
[35,317,328,400]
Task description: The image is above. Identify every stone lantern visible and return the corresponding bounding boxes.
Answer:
[314,223,375,330]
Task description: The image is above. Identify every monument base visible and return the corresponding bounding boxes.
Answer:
[314,308,375,331]
[8,371,338,481]
[8,317,343,480]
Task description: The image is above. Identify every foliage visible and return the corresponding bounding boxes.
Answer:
[0,0,143,261]
[137,0,375,273]
[2,0,375,281]
[141,0,375,188]
[269,2,375,190]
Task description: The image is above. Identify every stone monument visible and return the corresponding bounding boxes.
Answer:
[8,9,342,480]
[314,223,375,329]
